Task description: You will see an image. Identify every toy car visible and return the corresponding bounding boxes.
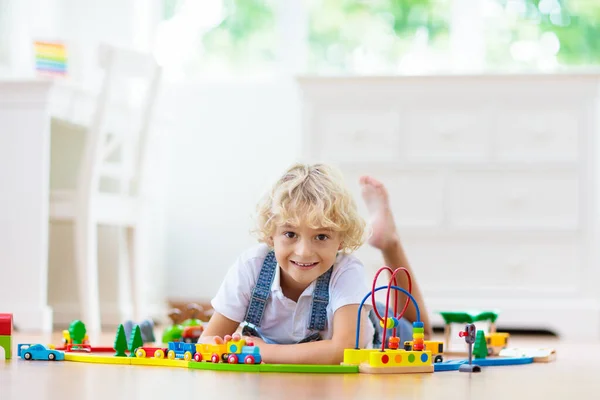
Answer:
[182,325,204,343]
[18,344,65,361]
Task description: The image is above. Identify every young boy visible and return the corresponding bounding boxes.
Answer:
[201,163,430,364]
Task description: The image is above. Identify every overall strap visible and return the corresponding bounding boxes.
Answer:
[307,267,333,331]
[243,250,277,327]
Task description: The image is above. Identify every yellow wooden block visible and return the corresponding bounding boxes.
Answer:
[342,349,378,365]
[65,354,131,365]
[130,357,189,368]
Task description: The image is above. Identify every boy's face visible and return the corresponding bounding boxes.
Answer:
[270,221,343,293]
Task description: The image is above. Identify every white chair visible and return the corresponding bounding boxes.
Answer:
[49,44,162,335]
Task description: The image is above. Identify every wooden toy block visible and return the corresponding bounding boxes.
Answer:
[130,358,189,368]
[359,364,434,374]
[0,335,12,360]
[259,364,359,374]
[0,313,13,336]
[187,361,261,372]
[65,353,132,365]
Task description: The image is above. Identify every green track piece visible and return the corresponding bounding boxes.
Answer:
[438,311,499,324]
[259,364,359,373]
[186,361,359,374]
[187,361,261,372]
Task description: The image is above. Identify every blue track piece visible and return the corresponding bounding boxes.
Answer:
[434,356,534,372]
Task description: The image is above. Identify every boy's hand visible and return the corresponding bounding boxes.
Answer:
[197,333,241,345]
[244,335,265,348]
[214,333,241,344]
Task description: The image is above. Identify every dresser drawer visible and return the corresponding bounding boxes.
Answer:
[447,169,579,229]
[493,108,581,162]
[315,109,401,162]
[343,168,444,228]
[399,236,580,291]
[403,108,490,162]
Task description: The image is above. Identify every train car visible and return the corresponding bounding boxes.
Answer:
[135,346,168,358]
[485,332,510,355]
[404,340,444,363]
[193,342,228,363]
[192,338,262,364]
[167,342,197,361]
[224,339,262,364]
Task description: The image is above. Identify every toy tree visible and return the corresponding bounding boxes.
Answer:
[128,325,143,357]
[69,320,87,344]
[114,324,128,357]
[473,330,488,359]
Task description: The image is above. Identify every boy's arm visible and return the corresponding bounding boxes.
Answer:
[199,312,241,343]
[248,304,369,365]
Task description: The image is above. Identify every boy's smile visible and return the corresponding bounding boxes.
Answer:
[270,223,343,301]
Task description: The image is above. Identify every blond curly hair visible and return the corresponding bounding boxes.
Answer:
[254,163,366,253]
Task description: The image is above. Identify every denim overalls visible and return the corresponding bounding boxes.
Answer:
[240,250,331,344]
[240,250,413,346]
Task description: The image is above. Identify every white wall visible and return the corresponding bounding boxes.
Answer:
[160,80,303,300]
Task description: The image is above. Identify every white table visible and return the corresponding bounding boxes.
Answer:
[0,79,54,333]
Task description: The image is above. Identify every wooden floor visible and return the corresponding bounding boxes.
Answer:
[2,332,599,400]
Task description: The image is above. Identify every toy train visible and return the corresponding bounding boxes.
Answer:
[134,338,262,364]
[404,340,445,363]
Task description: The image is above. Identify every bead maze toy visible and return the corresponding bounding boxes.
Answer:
[342,266,434,374]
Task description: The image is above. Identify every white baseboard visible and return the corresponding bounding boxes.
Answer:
[427,297,600,340]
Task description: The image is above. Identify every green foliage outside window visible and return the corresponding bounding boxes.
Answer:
[161,0,600,75]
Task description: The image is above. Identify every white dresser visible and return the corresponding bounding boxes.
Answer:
[297,74,600,340]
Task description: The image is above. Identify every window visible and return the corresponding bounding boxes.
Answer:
[482,0,600,70]
[155,0,600,80]
[156,0,277,80]
[306,0,452,75]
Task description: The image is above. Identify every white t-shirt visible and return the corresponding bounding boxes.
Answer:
[211,243,375,348]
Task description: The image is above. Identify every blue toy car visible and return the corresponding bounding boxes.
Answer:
[18,344,65,361]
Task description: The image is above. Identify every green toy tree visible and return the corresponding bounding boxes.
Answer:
[69,320,87,345]
[473,330,488,359]
[128,325,143,357]
[114,324,128,357]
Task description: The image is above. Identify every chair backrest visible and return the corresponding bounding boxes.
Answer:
[77,44,162,200]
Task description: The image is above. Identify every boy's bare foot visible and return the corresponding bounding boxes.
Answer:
[359,176,399,251]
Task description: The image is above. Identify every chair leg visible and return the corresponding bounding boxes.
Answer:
[117,226,134,322]
[74,216,102,336]
[126,226,143,322]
